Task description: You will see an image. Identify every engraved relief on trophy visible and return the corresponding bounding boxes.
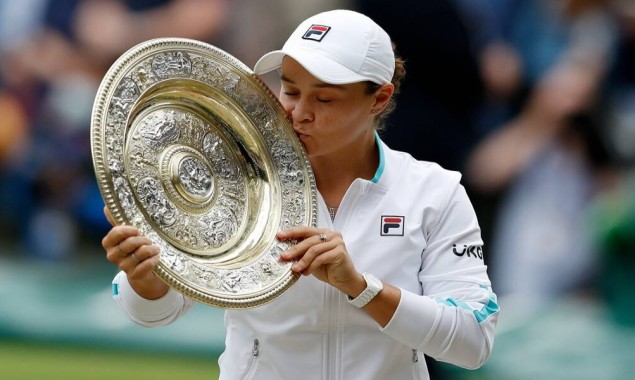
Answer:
[112,78,140,118]
[152,51,192,78]
[136,177,177,227]
[138,110,180,149]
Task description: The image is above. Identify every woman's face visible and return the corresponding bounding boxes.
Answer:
[278,57,378,158]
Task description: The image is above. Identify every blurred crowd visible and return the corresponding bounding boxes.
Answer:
[1,0,635,326]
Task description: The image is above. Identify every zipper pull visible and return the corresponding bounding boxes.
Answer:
[412,349,419,363]
[252,338,259,357]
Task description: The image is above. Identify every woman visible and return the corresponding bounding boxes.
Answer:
[102,9,499,379]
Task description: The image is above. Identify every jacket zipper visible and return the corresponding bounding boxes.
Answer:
[242,338,259,379]
[323,185,358,379]
[412,349,422,380]
[252,338,259,356]
[325,285,336,379]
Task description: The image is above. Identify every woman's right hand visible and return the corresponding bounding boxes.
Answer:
[102,206,169,300]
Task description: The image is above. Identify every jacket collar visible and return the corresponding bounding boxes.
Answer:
[370,132,400,190]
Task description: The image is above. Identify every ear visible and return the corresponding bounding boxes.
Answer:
[371,83,395,114]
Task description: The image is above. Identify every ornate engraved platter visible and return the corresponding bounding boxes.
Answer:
[91,38,317,308]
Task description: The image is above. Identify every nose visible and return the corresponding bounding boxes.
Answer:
[286,97,313,125]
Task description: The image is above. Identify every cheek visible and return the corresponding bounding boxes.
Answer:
[333,105,369,126]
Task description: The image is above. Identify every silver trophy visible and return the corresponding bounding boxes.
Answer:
[91,38,317,308]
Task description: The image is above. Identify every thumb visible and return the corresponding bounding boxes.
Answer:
[103,206,117,227]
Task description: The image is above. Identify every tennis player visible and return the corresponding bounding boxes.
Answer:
[102,9,499,379]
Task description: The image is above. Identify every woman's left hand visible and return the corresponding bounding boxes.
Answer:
[277,227,363,292]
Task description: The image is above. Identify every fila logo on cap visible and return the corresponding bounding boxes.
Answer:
[380,216,404,236]
[302,24,331,42]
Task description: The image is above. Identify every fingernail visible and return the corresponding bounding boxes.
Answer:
[292,263,301,271]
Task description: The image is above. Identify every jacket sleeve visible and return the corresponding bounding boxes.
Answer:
[112,271,194,327]
[381,181,499,369]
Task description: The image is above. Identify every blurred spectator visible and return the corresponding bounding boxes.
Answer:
[0,90,28,164]
[602,0,635,166]
[0,0,49,250]
[464,0,619,303]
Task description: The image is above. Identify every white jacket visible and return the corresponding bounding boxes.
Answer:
[112,140,499,380]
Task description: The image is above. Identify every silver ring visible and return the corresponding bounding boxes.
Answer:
[319,233,327,243]
[131,252,141,262]
[116,244,127,257]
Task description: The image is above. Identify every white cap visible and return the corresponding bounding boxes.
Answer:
[254,9,395,85]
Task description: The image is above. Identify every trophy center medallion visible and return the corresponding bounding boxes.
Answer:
[160,145,216,211]
[174,155,214,202]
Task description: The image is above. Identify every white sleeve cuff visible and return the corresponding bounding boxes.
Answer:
[380,289,439,349]
[113,271,191,327]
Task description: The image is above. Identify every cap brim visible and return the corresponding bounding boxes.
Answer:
[254,49,369,85]
[253,50,286,75]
